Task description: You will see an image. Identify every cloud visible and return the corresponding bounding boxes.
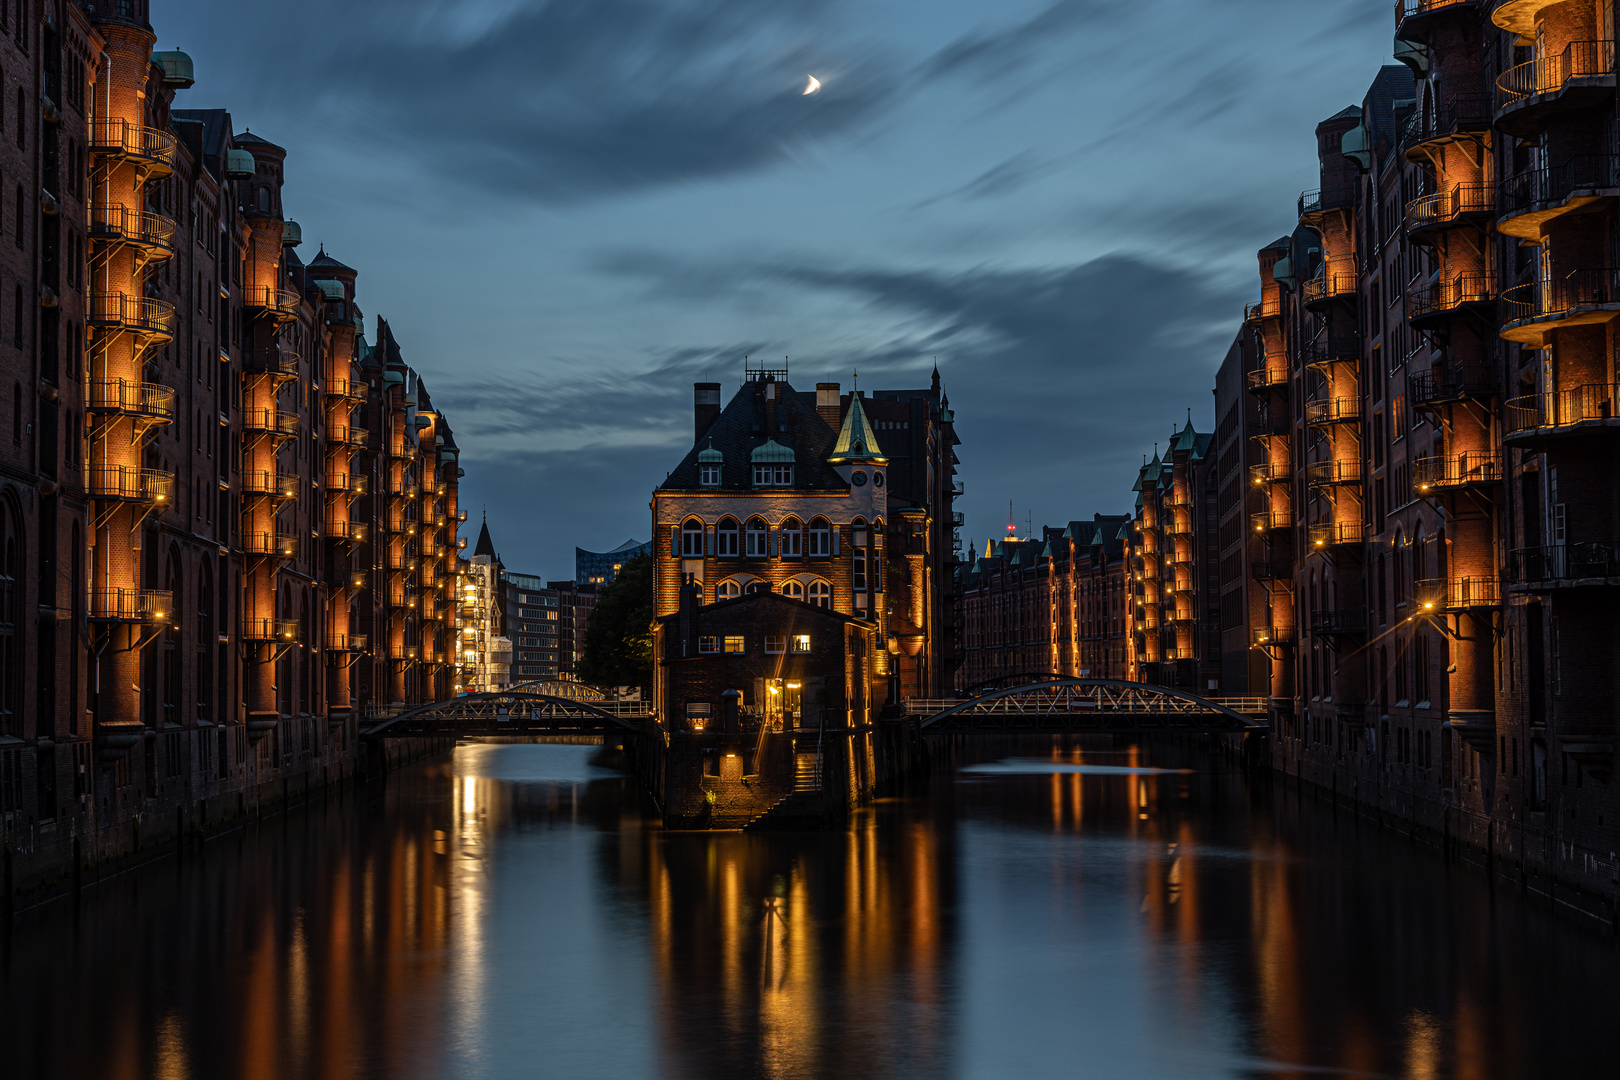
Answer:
[913,150,1070,209]
[922,0,1112,83]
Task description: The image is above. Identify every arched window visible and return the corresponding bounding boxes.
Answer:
[716,517,739,557]
[680,518,705,557]
[12,185,20,251]
[716,578,741,601]
[1412,529,1426,592]
[780,517,802,558]
[808,580,831,609]
[782,580,804,601]
[745,517,768,558]
[1392,531,1407,603]
[809,517,830,557]
[746,580,772,594]
[10,382,17,445]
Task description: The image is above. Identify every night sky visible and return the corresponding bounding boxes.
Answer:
[161,0,1392,578]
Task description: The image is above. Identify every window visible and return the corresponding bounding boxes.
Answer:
[698,636,718,654]
[782,580,804,601]
[716,578,741,601]
[680,518,704,557]
[809,517,830,557]
[754,463,793,486]
[791,634,811,653]
[723,635,745,653]
[808,580,831,608]
[699,463,720,486]
[746,518,768,557]
[853,549,867,592]
[780,518,802,557]
[716,517,739,557]
[765,635,786,654]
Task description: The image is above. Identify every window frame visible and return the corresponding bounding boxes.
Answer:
[680,518,705,557]
[716,517,739,557]
[764,635,786,654]
[745,517,768,558]
[723,635,746,654]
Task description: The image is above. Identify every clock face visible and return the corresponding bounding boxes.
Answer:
[851,471,867,487]
[872,471,884,488]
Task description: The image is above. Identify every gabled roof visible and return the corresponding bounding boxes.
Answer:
[828,393,886,463]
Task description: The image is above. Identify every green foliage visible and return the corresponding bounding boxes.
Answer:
[576,554,654,691]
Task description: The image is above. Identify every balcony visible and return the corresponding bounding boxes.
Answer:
[1162,648,1196,662]
[243,408,300,439]
[1304,397,1362,427]
[329,569,368,590]
[242,285,304,321]
[1248,414,1291,440]
[331,425,370,449]
[1510,542,1620,588]
[1395,0,1478,35]
[1409,363,1497,410]
[89,293,176,341]
[329,633,368,652]
[1252,510,1292,534]
[242,619,300,643]
[241,471,300,502]
[86,464,173,503]
[1244,298,1281,324]
[1407,274,1494,330]
[390,644,421,662]
[1413,452,1503,494]
[1308,520,1364,549]
[88,119,177,175]
[1505,382,1620,443]
[87,378,175,422]
[1251,561,1293,582]
[1496,40,1615,138]
[326,378,370,402]
[1249,461,1288,486]
[1298,186,1353,223]
[327,519,368,544]
[90,588,173,624]
[1501,268,1620,345]
[1398,95,1492,160]
[1303,331,1362,372]
[1246,363,1288,394]
[1404,184,1493,242]
[1251,625,1295,647]
[89,204,177,260]
[1310,608,1367,637]
[1301,264,1357,310]
[386,551,420,572]
[242,532,299,560]
[386,443,419,461]
[1414,576,1502,611]
[1305,459,1361,488]
[1497,155,1619,241]
[242,348,300,379]
[325,472,367,496]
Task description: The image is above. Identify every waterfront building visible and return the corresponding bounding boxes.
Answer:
[0,0,466,896]
[459,519,509,694]
[958,515,1132,687]
[576,538,650,585]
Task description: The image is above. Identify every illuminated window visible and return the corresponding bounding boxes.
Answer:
[680,518,705,557]
[780,518,802,558]
[746,518,768,557]
[765,636,786,654]
[791,634,811,653]
[809,517,830,557]
[698,636,718,654]
[716,517,739,557]
[723,635,745,653]
[808,580,831,608]
[716,579,741,601]
[782,580,804,601]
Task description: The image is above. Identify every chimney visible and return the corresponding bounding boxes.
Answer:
[694,383,721,444]
[816,382,841,429]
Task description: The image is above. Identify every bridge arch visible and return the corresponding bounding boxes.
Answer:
[916,679,1267,734]
[362,691,646,738]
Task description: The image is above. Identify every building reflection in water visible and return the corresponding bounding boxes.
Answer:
[6,737,1620,1079]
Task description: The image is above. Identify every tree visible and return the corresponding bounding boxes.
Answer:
[576,554,654,692]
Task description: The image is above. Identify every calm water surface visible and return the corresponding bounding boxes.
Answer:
[3,739,1616,1080]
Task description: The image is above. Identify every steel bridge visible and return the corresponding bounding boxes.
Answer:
[361,691,651,738]
[907,679,1268,735]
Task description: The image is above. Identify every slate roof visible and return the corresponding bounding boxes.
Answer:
[474,518,497,559]
[309,247,356,274]
[1364,65,1415,146]
[660,378,847,493]
[232,128,285,153]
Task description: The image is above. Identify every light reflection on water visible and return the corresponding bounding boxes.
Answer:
[4,738,1618,1080]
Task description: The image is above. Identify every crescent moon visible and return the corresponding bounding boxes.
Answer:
[803,75,822,95]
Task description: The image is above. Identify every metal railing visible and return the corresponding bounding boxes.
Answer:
[1308,520,1364,548]
[241,285,303,316]
[243,408,300,437]
[1251,625,1295,646]
[1245,298,1281,322]
[331,425,370,448]
[1246,364,1288,392]
[1510,542,1620,583]
[242,348,299,377]
[390,644,421,661]
[1405,184,1493,231]
[1498,40,1615,109]
[1304,397,1363,426]
[1498,154,1619,221]
[1249,462,1288,485]
[1306,459,1360,486]
[327,519,368,543]
[85,464,173,502]
[325,472,367,496]
[89,204,177,253]
[1409,363,1496,407]
[1252,510,1292,533]
[1251,561,1292,581]
[1302,266,1357,305]
[242,532,299,559]
[88,119,178,168]
[326,378,370,402]
[1502,268,1620,325]
[1413,452,1502,492]
[1407,273,1494,322]
[1414,576,1502,610]
[1397,95,1493,156]
[241,471,300,500]
[329,633,368,652]
[242,618,300,642]
[88,293,176,337]
[1395,0,1476,29]
[1310,609,1367,635]
[1505,383,1619,435]
[87,378,175,420]
[90,588,173,623]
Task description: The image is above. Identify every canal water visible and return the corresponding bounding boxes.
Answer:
[3,738,1616,1079]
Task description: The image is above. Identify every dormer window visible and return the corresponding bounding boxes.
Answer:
[700,464,721,486]
[750,439,795,486]
[753,463,793,486]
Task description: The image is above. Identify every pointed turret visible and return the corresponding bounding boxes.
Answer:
[474,513,497,560]
[828,393,887,464]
